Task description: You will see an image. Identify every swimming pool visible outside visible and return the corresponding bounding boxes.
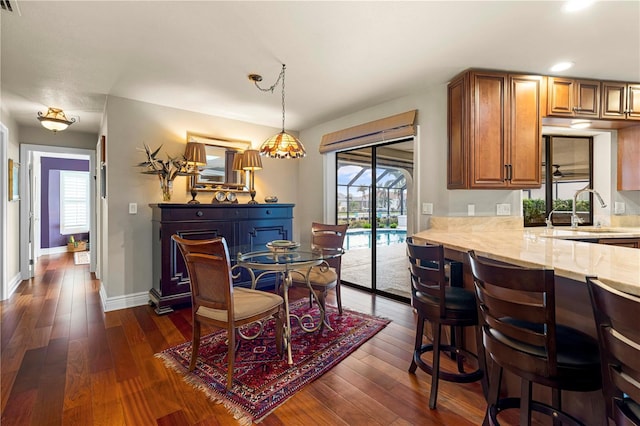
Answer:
[344,228,407,250]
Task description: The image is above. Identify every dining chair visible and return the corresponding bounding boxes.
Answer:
[468,250,601,425]
[172,235,284,390]
[407,237,484,409]
[587,276,640,426]
[290,222,348,315]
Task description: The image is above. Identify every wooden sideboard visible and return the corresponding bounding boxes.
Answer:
[148,203,294,314]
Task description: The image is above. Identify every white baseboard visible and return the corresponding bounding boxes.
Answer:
[2,272,22,300]
[39,246,68,256]
[99,283,149,312]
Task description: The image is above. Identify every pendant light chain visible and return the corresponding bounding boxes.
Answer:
[252,64,287,132]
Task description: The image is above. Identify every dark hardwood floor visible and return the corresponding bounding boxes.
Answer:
[1,252,489,425]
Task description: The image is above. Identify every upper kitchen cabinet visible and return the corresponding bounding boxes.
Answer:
[448,69,543,189]
[617,126,640,190]
[601,82,640,121]
[547,77,600,118]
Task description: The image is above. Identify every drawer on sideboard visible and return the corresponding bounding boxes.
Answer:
[156,207,248,222]
[247,206,293,219]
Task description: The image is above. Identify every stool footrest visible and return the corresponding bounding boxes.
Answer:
[412,344,483,383]
[489,397,585,426]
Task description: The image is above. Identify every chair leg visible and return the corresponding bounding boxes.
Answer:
[520,379,532,426]
[226,325,236,390]
[551,388,562,426]
[189,320,201,371]
[429,322,443,409]
[409,314,425,374]
[454,325,465,373]
[485,362,503,426]
[336,281,343,314]
[274,309,284,357]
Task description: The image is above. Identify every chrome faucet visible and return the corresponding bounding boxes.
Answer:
[571,186,607,229]
[545,209,558,228]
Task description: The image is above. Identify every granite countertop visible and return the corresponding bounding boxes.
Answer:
[413,226,640,296]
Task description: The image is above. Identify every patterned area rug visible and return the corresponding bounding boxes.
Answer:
[156,299,390,425]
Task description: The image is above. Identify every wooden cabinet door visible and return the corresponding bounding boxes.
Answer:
[447,73,468,189]
[509,75,543,188]
[548,77,599,117]
[469,72,508,188]
[601,81,627,119]
[627,84,640,120]
[617,126,640,190]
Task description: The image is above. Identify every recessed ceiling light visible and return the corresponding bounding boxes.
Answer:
[570,120,591,129]
[550,61,575,73]
[563,0,596,13]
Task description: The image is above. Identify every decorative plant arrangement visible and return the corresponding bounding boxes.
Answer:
[137,144,189,202]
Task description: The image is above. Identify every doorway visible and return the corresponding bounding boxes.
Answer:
[336,139,413,302]
[19,144,96,279]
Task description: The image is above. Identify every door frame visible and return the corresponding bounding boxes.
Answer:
[0,124,7,298]
[19,144,96,279]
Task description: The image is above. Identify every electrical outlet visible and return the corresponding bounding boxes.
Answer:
[467,204,475,216]
[422,203,433,215]
[614,202,626,214]
[496,203,511,216]
[129,203,137,214]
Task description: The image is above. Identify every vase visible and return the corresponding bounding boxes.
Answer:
[159,175,173,202]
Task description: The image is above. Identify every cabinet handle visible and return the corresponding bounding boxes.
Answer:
[196,211,203,217]
[266,210,272,215]
[505,165,511,181]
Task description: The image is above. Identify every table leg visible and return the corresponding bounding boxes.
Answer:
[282,271,293,365]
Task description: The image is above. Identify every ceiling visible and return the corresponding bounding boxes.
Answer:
[2,1,639,134]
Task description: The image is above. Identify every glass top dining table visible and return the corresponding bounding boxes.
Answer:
[235,245,344,365]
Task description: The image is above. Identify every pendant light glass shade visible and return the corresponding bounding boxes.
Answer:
[37,107,76,132]
[259,131,306,159]
[250,64,306,159]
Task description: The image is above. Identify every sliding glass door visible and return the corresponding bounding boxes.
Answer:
[336,139,413,301]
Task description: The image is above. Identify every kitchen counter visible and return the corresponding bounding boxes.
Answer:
[413,226,640,296]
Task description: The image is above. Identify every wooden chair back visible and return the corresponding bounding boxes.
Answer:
[587,277,640,426]
[311,222,348,275]
[406,237,448,318]
[172,235,234,321]
[467,250,558,380]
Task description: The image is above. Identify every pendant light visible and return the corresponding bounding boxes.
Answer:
[37,107,76,132]
[249,64,306,159]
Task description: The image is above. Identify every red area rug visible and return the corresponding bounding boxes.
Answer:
[156,299,390,425]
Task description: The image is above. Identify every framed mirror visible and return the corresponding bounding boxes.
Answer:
[186,132,251,192]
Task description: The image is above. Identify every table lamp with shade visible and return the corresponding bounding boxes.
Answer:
[242,149,262,204]
[184,142,207,204]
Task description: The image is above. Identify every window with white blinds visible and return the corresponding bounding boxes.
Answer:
[60,170,90,235]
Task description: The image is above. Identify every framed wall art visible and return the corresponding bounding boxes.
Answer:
[8,159,19,201]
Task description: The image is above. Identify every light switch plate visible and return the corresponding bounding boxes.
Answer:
[467,204,475,216]
[496,203,511,216]
[422,203,433,215]
[614,202,626,214]
[129,203,137,214]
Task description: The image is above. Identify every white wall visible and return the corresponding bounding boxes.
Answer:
[101,96,300,307]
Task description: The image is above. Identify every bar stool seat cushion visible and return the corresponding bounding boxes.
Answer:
[486,317,601,393]
[413,286,477,314]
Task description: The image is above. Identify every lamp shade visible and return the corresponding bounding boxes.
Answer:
[184,142,207,166]
[242,149,263,171]
[232,152,245,171]
[259,131,306,159]
[37,107,76,132]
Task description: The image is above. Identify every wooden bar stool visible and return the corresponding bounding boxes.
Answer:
[468,251,601,426]
[587,276,640,426]
[407,237,484,409]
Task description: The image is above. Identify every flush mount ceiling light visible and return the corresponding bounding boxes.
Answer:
[570,119,592,129]
[550,61,575,73]
[563,0,595,13]
[249,64,306,159]
[37,107,76,132]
